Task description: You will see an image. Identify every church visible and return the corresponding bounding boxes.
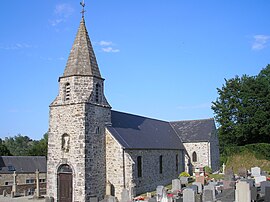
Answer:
[46,6,220,202]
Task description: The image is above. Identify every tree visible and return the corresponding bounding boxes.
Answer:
[212,64,270,149]
[3,134,33,156]
[0,139,12,156]
[27,133,48,157]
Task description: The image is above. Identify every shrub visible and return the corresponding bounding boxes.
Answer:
[179,171,190,177]
[204,166,212,174]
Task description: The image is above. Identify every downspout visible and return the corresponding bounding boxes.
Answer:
[122,148,126,188]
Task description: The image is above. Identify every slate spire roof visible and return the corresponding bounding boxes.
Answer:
[62,17,102,78]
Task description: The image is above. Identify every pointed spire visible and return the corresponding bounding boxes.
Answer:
[62,17,102,78]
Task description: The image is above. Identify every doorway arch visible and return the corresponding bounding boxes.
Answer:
[57,164,72,202]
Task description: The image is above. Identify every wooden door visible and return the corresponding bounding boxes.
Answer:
[58,173,72,202]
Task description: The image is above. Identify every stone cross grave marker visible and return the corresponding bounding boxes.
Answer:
[251,166,261,177]
[254,175,266,186]
[183,188,195,202]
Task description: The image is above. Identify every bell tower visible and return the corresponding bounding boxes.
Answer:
[47,5,111,201]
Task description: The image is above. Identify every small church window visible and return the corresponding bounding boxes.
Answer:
[96,126,100,134]
[176,154,178,172]
[65,83,71,101]
[95,83,101,103]
[192,151,197,162]
[159,155,163,174]
[137,156,142,178]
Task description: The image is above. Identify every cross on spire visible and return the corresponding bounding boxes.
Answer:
[80,0,86,18]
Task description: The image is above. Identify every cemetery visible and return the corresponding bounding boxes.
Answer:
[2,165,269,202]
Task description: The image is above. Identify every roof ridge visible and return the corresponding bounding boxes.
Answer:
[170,118,214,123]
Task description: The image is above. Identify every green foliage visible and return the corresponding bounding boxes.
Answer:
[0,139,12,156]
[3,133,48,157]
[221,143,270,164]
[212,64,270,150]
[179,171,190,177]
[204,166,212,174]
[27,133,48,156]
[3,134,33,156]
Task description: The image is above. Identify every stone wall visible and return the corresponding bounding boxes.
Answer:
[47,75,111,202]
[106,131,185,200]
[183,142,210,170]
[0,173,46,186]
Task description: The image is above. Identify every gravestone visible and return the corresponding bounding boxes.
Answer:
[254,175,266,185]
[192,182,202,194]
[189,185,198,194]
[250,187,257,201]
[180,176,188,185]
[45,196,55,202]
[265,187,270,202]
[156,186,167,202]
[2,190,7,197]
[203,189,214,202]
[235,181,251,202]
[260,181,270,195]
[183,188,195,202]
[238,167,247,178]
[251,167,261,177]
[149,198,157,202]
[223,168,235,190]
[120,188,130,202]
[90,196,98,202]
[204,185,215,200]
[171,179,181,193]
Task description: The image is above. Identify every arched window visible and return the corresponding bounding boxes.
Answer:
[159,155,163,174]
[176,154,178,172]
[65,83,71,101]
[192,151,197,162]
[95,83,101,103]
[137,156,142,178]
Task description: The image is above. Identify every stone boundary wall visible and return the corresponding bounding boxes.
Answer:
[0,183,46,195]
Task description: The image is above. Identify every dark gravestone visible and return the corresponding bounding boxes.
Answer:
[224,168,235,190]
[238,167,247,178]
[265,187,270,202]
[250,187,257,201]
[203,189,214,202]
[260,181,270,195]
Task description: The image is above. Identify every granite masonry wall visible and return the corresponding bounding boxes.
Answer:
[183,142,210,170]
[106,131,185,200]
[47,75,111,202]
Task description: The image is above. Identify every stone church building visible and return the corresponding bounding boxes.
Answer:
[47,14,219,202]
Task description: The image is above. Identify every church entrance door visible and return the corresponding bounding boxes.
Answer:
[58,164,72,202]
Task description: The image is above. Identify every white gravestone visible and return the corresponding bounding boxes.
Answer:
[235,181,251,202]
[251,167,261,177]
[171,179,181,193]
[192,182,202,194]
[183,188,195,202]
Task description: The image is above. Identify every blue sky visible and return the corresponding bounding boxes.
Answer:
[1,1,270,140]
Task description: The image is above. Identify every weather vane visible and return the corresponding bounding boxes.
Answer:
[80,0,86,18]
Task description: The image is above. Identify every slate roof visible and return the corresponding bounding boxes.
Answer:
[0,156,47,174]
[170,118,216,143]
[62,17,102,78]
[107,110,185,150]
